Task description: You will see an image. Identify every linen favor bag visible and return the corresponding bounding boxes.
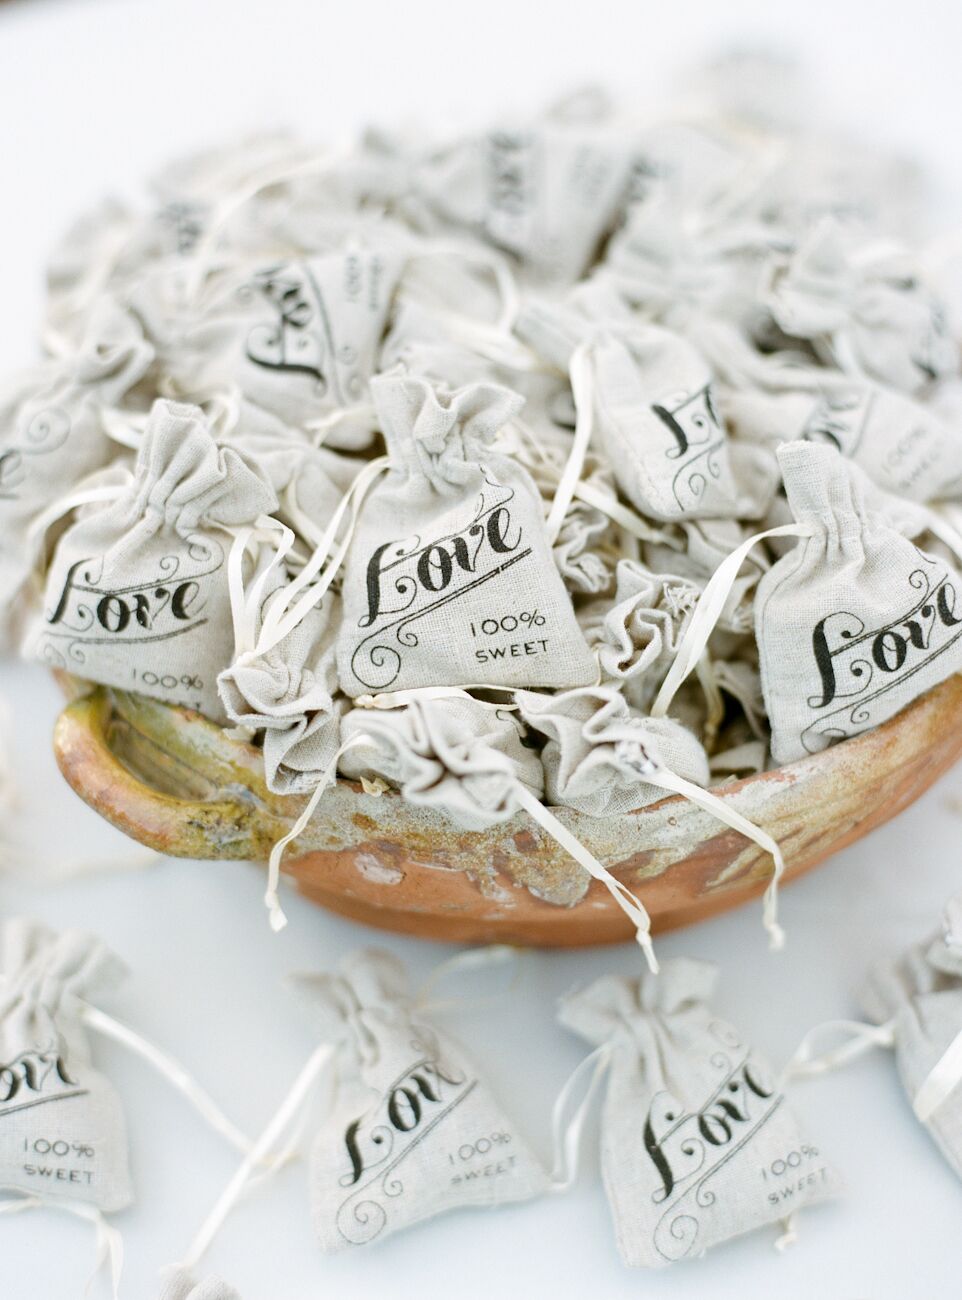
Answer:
[136,245,405,452]
[0,920,132,1212]
[0,298,153,632]
[578,561,702,711]
[755,441,962,764]
[765,217,958,395]
[339,694,544,829]
[589,325,742,522]
[337,373,596,697]
[218,580,344,795]
[861,893,962,1180]
[158,1269,242,1300]
[518,685,709,817]
[29,399,276,722]
[558,960,839,1267]
[297,949,548,1250]
[722,380,962,504]
[411,121,633,284]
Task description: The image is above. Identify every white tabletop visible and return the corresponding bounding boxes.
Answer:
[1,1,961,1296]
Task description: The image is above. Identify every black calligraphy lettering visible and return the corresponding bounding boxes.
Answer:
[872,629,908,673]
[938,581,962,627]
[487,506,521,554]
[417,545,453,593]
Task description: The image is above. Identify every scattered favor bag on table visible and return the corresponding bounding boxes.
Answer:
[0,920,132,1213]
[862,892,962,1181]
[173,947,547,1271]
[297,948,548,1250]
[336,373,597,697]
[28,398,277,722]
[158,1268,242,1300]
[556,959,840,1268]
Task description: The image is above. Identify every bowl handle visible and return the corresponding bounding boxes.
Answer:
[53,690,275,859]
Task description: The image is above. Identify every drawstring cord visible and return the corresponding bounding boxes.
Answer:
[180,1043,334,1271]
[779,1017,897,1088]
[545,342,594,545]
[0,1195,123,1299]
[548,1043,612,1191]
[263,734,372,932]
[651,522,815,720]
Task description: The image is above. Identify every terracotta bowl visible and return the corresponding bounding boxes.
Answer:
[52,677,962,947]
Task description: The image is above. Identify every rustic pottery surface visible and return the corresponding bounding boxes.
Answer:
[50,674,962,947]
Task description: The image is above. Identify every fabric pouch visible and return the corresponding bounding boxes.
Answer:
[218,578,344,795]
[29,399,276,722]
[137,246,404,451]
[411,122,632,284]
[590,325,741,521]
[861,893,962,1180]
[339,694,544,829]
[336,373,596,696]
[0,920,132,1212]
[755,440,962,764]
[517,685,709,816]
[579,561,701,711]
[0,299,153,631]
[558,959,840,1267]
[296,948,548,1250]
[765,217,958,394]
[158,1270,242,1300]
[722,379,962,504]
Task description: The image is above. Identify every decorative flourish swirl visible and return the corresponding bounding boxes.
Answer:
[336,1195,388,1246]
[671,439,724,513]
[25,407,71,451]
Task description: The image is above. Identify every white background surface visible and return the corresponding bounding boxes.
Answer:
[1,0,962,1295]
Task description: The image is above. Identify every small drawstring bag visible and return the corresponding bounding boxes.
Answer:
[218,577,345,797]
[516,684,788,954]
[219,412,364,548]
[0,298,154,634]
[158,1269,242,1300]
[0,920,132,1213]
[338,689,668,968]
[336,372,596,697]
[338,693,544,829]
[721,378,962,504]
[764,217,958,395]
[135,245,405,452]
[578,560,701,712]
[861,892,962,1181]
[653,441,962,765]
[410,121,633,285]
[28,399,277,723]
[555,960,840,1268]
[754,441,962,764]
[295,948,549,1250]
[644,515,767,636]
[518,685,710,814]
[588,325,742,522]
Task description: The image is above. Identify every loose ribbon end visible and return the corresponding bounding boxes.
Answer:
[266,896,289,933]
[766,921,786,952]
[637,932,660,975]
